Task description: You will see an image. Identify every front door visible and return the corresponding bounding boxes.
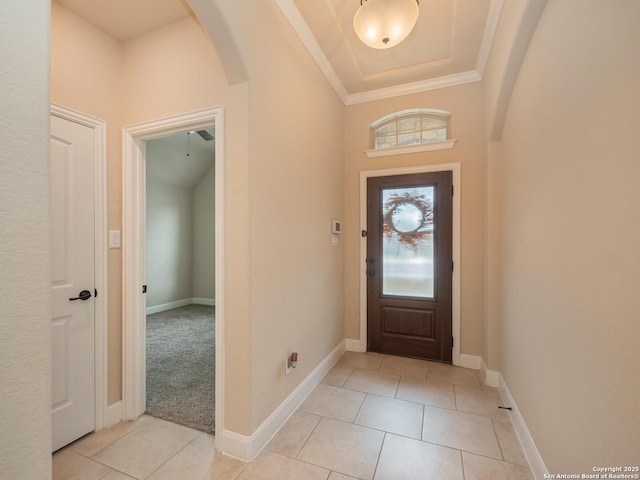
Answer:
[367,171,453,362]
[50,114,96,451]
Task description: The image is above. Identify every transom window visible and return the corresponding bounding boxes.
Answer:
[371,109,451,150]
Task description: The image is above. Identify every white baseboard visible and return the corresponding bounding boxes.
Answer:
[192,297,215,306]
[345,338,366,352]
[498,374,549,479]
[456,353,482,370]
[106,401,122,427]
[145,298,192,315]
[221,340,346,461]
[480,358,500,388]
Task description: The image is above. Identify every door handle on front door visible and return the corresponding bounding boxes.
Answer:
[69,290,92,301]
[367,269,376,276]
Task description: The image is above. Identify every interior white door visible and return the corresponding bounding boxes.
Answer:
[50,114,96,452]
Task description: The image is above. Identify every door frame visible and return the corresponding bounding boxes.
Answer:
[357,163,462,365]
[122,107,226,450]
[50,103,109,431]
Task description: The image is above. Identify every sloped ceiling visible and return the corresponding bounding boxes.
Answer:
[146,131,215,190]
[55,0,503,104]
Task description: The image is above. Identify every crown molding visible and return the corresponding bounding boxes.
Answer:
[274,0,349,104]
[276,0,500,106]
[346,71,482,105]
[475,0,505,77]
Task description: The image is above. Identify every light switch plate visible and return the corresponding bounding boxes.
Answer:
[109,230,121,249]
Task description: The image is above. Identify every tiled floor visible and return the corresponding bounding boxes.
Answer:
[53,352,533,480]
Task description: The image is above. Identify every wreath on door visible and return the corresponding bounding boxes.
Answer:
[382,192,434,251]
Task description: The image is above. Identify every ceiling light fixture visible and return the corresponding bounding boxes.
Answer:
[353,0,419,49]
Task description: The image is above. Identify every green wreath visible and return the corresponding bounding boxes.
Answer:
[383,192,434,251]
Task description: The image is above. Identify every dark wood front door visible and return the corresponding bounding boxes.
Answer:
[367,171,453,362]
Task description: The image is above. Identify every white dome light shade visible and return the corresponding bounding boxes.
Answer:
[353,0,420,49]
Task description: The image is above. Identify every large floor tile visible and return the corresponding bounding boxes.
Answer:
[322,365,354,387]
[492,418,529,467]
[335,352,384,371]
[454,385,510,421]
[422,407,502,459]
[354,394,423,439]
[237,451,329,480]
[329,473,360,480]
[101,472,137,480]
[91,416,199,479]
[462,452,533,480]
[378,356,428,379]
[52,449,113,480]
[265,411,322,458]
[374,434,463,480]
[343,369,400,398]
[147,434,247,480]
[396,377,456,410]
[70,418,145,457]
[297,418,384,480]
[299,384,365,422]
[426,363,481,387]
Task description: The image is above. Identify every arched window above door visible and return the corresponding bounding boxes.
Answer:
[366,109,456,158]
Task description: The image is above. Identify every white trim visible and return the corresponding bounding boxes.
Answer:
[220,341,346,461]
[192,297,215,306]
[145,298,193,315]
[50,104,109,433]
[475,0,506,78]
[346,71,481,106]
[499,374,549,479]
[106,401,123,427]
[345,338,366,353]
[365,139,457,158]
[457,354,482,370]
[145,298,216,314]
[122,107,226,453]
[359,163,462,365]
[276,1,504,104]
[480,358,500,388]
[273,0,349,104]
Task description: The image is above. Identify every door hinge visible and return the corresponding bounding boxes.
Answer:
[361,230,368,237]
[452,261,454,272]
[94,289,98,298]
[452,185,454,196]
[452,336,454,348]
[142,285,147,293]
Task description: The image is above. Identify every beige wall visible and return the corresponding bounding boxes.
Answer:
[487,0,640,471]
[51,1,125,403]
[51,2,252,422]
[0,1,52,477]
[343,83,486,356]
[224,1,346,430]
[51,0,345,435]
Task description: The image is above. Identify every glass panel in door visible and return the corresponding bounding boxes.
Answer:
[381,186,435,298]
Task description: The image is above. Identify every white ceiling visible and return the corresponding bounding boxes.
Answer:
[281,0,502,103]
[146,131,215,190]
[56,0,503,103]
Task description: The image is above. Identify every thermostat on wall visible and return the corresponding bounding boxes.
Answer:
[332,219,342,234]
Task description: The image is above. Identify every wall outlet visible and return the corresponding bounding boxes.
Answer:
[285,357,293,376]
[285,352,298,376]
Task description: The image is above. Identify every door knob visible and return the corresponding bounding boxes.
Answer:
[367,269,376,276]
[69,290,92,301]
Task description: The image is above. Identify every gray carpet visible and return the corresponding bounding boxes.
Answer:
[146,304,215,434]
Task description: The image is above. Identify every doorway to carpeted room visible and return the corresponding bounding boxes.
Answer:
[145,304,215,434]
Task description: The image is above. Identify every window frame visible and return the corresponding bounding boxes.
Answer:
[365,109,456,158]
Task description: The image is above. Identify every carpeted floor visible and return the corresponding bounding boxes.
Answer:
[146,304,215,434]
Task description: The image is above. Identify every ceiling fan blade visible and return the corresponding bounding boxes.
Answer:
[196,130,214,141]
